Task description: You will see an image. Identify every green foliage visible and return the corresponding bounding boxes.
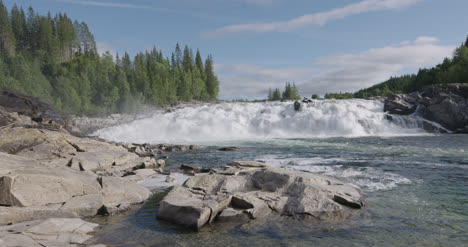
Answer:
[311,94,320,99]
[324,92,354,99]
[0,3,220,115]
[351,38,468,98]
[267,82,300,101]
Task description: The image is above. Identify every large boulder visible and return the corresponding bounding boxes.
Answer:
[384,93,418,115]
[0,167,101,207]
[423,98,468,131]
[157,161,364,230]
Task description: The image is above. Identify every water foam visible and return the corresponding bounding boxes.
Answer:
[95,100,427,144]
[258,155,412,192]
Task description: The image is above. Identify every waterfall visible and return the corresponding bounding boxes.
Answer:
[94,100,431,144]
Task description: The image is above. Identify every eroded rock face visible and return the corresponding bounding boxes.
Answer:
[384,84,468,132]
[157,161,364,230]
[0,89,65,127]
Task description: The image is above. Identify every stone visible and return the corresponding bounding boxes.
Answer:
[294,101,301,111]
[216,207,250,223]
[384,84,468,132]
[156,159,166,168]
[228,160,268,168]
[384,94,417,115]
[0,167,101,207]
[0,218,99,247]
[0,127,146,173]
[100,176,152,206]
[60,194,104,217]
[157,162,364,230]
[0,89,65,127]
[157,185,232,230]
[218,147,238,151]
[165,175,176,183]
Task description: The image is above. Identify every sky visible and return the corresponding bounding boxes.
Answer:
[3,0,468,99]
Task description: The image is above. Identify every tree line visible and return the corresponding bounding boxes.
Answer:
[0,1,220,115]
[323,35,468,99]
[267,82,301,101]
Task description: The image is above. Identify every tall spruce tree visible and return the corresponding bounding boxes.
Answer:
[0,0,16,55]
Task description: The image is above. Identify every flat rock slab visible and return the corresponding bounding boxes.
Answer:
[157,161,365,230]
[0,218,99,247]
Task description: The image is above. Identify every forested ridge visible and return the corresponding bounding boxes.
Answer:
[0,1,219,115]
[323,36,468,99]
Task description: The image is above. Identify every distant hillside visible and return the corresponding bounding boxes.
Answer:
[324,36,468,99]
[0,1,219,115]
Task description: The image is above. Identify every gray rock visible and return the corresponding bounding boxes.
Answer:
[0,167,101,207]
[0,218,99,247]
[384,84,468,132]
[157,161,364,230]
[100,176,152,207]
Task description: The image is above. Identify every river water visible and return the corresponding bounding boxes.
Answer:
[89,101,468,247]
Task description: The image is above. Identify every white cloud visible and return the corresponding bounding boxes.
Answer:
[204,0,422,38]
[216,37,455,99]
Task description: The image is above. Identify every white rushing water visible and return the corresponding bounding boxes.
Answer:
[256,155,412,192]
[95,100,430,144]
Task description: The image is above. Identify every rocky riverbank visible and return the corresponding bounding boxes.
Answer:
[383,83,468,133]
[0,90,203,246]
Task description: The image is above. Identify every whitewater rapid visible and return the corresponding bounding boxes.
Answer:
[95,100,430,144]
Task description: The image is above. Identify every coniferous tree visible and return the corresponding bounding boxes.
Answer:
[182,45,192,72]
[0,0,16,55]
[0,4,221,114]
[204,55,219,100]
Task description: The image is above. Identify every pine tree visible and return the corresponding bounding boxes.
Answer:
[464,34,468,47]
[0,0,16,55]
[267,88,273,101]
[272,88,281,101]
[182,45,192,72]
[174,43,182,67]
[204,55,219,100]
[10,4,27,52]
[195,49,204,75]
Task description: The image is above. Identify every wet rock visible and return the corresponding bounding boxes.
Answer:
[216,207,250,223]
[157,161,365,230]
[165,175,176,183]
[294,101,301,111]
[384,94,417,115]
[218,147,238,151]
[384,84,468,132]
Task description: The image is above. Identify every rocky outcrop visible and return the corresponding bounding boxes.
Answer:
[0,89,65,128]
[157,161,364,230]
[384,84,468,133]
[0,128,158,225]
[0,128,163,173]
[0,218,103,247]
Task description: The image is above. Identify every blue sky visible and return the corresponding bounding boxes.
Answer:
[4,0,468,99]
